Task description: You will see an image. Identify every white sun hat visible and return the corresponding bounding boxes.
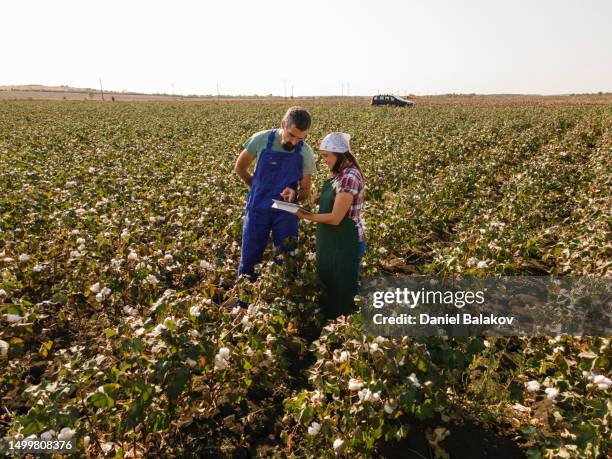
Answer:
[319,132,351,154]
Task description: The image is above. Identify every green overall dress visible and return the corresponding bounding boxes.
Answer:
[316,177,360,320]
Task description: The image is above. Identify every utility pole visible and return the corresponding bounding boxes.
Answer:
[172,82,175,97]
[291,85,294,98]
[284,79,287,99]
[216,83,219,98]
[99,77,105,101]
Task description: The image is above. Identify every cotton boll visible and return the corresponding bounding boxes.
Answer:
[218,347,230,359]
[544,387,559,400]
[525,380,540,392]
[408,373,421,387]
[214,354,228,370]
[348,378,364,391]
[0,339,8,356]
[40,430,56,441]
[384,399,397,414]
[57,427,75,441]
[6,314,23,323]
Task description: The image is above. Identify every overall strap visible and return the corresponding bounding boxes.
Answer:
[265,129,276,150]
[294,139,304,155]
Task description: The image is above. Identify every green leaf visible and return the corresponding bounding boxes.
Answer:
[104,328,118,338]
[166,367,190,401]
[90,391,115,409]
[298,405,314,425]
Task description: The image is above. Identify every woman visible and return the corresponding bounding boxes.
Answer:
[297,132,366,320]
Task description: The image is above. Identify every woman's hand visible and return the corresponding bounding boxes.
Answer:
[311,193,320,205]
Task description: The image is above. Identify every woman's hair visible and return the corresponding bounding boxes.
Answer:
[332,151,363,176]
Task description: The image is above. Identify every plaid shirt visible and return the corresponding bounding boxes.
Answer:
[332,165,366,241]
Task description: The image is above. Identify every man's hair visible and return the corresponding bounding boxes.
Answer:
[283,106,311,131]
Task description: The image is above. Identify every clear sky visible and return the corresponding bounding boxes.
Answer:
[2,0,611,96]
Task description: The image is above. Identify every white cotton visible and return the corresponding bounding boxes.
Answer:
[333,438,344,450]
[101,287,111,296]
[214,354,228,370]
[338,351,350,363]
[57,427,75,441]
[307,422,321,436]
[40,430,56,441]
[348,378,364,391]
[19,254,31,262]
[218,347,230,359]
[0,339,8,356]
[477,260,488,269]
[358,388,373,402]
[95,293,105,302]
[147,274,158,284]
[545,387,559,400]
[90,282,100,293]
[189,306,201,317]
[186,358,197,368]
[384,399,397,414]
[6,314,23,323]
[525,380,540,393]
[408,373,421,387]
[200,260,213,270]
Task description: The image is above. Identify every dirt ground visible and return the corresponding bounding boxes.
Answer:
[1,85,611,107]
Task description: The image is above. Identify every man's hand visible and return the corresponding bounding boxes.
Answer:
[281,187,297,202]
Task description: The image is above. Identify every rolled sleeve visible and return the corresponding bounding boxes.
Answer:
[337,174,360,195]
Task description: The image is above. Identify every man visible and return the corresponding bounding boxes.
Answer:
[234,106,316,280]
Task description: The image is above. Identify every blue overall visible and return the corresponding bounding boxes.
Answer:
[238,129,303,279]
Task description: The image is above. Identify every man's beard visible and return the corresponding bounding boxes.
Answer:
[281,141,295,151]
